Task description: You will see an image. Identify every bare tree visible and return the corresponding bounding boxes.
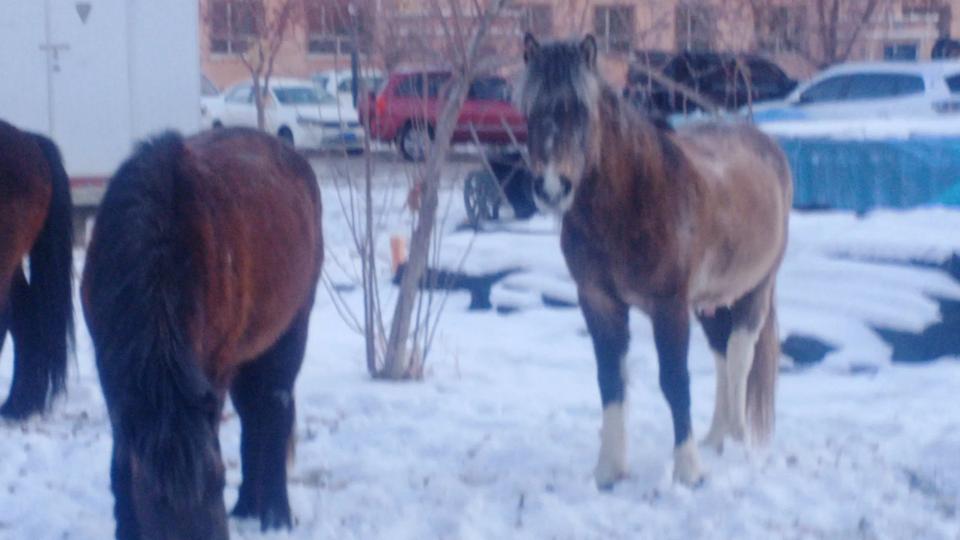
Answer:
[380,0,510,378]
[743,0,891,69]
[206,0,305,129]
[812,0,886,67]
[322,0,513,380]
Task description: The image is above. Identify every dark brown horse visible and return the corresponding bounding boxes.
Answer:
[0,119,74,420]
[519,35,791,488]
[82,128,323,539]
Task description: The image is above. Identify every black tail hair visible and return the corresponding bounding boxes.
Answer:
[29,134,74,404]
[86,132,218,503]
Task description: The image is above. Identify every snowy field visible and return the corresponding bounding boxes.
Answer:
[1,171,960,539]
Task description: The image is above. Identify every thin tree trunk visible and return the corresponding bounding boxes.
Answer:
[380,0,508,378]
[354,16,379,377]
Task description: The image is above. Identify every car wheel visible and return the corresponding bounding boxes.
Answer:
[346,147,365,156]
[463,170,500,230]
[399,122,431,162]
[278,127,294,146]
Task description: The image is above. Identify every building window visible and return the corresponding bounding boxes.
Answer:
[884,42,919,60]
[594,5,635,54]
[754,5,806,53]
[520,4,553,37]
[675,4,714,52]
[209,0,261,55]
[902,0,952,36]
[306,0,370,55]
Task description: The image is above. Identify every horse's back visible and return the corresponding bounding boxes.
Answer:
[677,122,792,208]
[0,121,53,291]
[85,128,323,383]
[184,128,323,369]
[674,122,791,308]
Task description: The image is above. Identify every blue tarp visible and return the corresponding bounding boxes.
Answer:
[775,137,960,212]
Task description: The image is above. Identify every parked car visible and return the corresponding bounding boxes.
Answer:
[749,61,960,123]
[206,77,365,152]
[200,74,222,130]
[361,69,527,161]
[311,69,384,129]
[312,68,385,102]
[625,51,797,115]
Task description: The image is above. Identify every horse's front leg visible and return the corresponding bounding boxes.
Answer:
[579,286,630,490]
[652,300,704,486]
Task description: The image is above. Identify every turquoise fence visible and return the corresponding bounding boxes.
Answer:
[776,137,960,212]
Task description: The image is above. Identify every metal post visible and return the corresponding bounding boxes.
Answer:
[43,0,55,135]
[349,2,360,108]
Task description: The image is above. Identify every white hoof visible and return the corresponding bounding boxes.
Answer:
[673,436,705,487]
[700,429,725,455]
[595,403,627,490]
[594,456,626,490]
[728,420,748,444]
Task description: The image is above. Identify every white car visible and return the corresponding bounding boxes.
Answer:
[207,77,365,152]
[200,74,222,130]
[749,61,960,123]
[312,68,384,121]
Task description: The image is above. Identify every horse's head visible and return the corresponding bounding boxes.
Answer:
[123,389,229,540]
[519,33,601,213]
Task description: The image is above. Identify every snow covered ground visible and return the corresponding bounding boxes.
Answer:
[1,175,959,539]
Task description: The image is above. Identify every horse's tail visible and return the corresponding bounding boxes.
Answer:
[747,299,779,444]
[85,132,216,503]
[28,134,74,404]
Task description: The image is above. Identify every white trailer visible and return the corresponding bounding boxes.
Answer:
[0,0,200,206]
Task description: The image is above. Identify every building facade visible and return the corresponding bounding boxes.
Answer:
[200,0,960,90]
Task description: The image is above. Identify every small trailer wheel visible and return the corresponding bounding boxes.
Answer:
[464,170,500,230]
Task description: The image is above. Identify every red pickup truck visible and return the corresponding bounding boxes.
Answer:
[360,69,527,161]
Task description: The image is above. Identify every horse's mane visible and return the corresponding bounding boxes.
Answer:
[86,132,217,505]
[591,82,692,208]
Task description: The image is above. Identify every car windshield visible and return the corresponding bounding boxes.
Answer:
[273,86,323,105]
[947,73,960,94]
[201,75,219,96]
[337,76,384,93]
[468,77,510,101]
[361,76,384,93]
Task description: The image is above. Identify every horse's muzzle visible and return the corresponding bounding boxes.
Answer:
[532,174,572,210]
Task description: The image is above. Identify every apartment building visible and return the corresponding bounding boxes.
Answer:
[200,0,960,89]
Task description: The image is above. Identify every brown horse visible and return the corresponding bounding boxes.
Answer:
[0,119,74,420]
[82,128,323,539]
[519,35,791,488]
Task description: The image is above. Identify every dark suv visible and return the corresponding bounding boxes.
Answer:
[625,51,797,115]
[360,69,527,161]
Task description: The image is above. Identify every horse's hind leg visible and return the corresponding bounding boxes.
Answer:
[698,307,733,454]
[1,269,43,419]
[579,286,630,490]
[652,299,703,486]
[0,293,9,355]
[230,307,310,531]
[725,277,775,443]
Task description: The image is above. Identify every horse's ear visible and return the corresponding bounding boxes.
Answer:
[581,34,598,69]
[523,32,540,64]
